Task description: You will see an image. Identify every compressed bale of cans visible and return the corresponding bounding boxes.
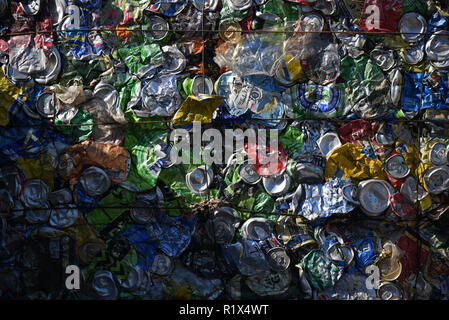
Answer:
[1,0,449,300]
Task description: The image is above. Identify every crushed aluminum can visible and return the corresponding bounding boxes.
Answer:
[375,123,396,147]
[49,204,79,229]
[150,253,175,276]
[400,176,428,205]
[377,282,403,300]
[389,68,402,107]
[49,188,73,206]
[241,217,274,241]
[370,48,397,72]
[358,179,393,217]
[341,183,360,205]
[191,75,214,96]
[384,153,410,181]
[317,132,341,158]
[398,12,427,44]
[205,207,240,244]
[425,30,449,62]
[91,270,119,300]
[401,44,425,65]
[430,142,448,166]
[298,12,325,32]
[287,162,324,185]
[423,166,449,194]
[79,166,112,197]
[93,82,119,110]
[326,243,355,270]
[185,165,214,195]
[238,162,262,185]
[36,91,55,119]
[148,15,170,42]
[2,166,25,199]
[257,236,290,272]
[224,0,252,11]
[34,47,61,85]
[130,199,156,225]
[262,172,291,197]
[20,179,49,208]
[218,22,242,44]
[161,46,187,74]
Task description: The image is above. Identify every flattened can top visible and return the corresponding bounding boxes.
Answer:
[36,91,55,119]
[262,172,291,197]
[150,253,174,276]
[298,12,325,32]
[20,179,49,208]
[161,46,186,74]
[238,162,261,185]
[80,166,111,197]
[241,217,274,241]
[424,166,449,194]
[401,44,425,65]
[370,49,396,72]
[430,142,447,166]
[266,247,290,272]
[186,165,214,195]
[358,179,392,216]
[398,12,427,44]
[317,132,341,157]
[148,15,170,42]
[384,154,410,179]
[378,282,403,300]
[191,75,214,96]
[425,30,449,62]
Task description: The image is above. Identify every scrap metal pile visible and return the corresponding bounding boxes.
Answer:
[1,0,449,300]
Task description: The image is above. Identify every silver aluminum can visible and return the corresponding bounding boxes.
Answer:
[80,167,111,197]
[238,162,261,185]
[148,15,170,42]
[192,0,219,11]
[265,246,290,272]
[342,183,360,205]
[191,75,214,96]
[398,12,427,44]
[317,132,341,157]
[262,172,291,197]
[93,81,119,110]
[358,179,393,217]
[400,176,428,204]
[314,0,336,16]
[48,0,66,26]
[36,91,55,119]
[370,49,397,72]
[161,46,187,74]
[389,68,402,107]
[384,154,410,179]
[401,44,425,65]
[377,282,403,300]
[298,12,325,32]
[49,204,79,229]
[224,0,252,11]
[185,165,214,195]
[430,142,448,166]
[150,253,174,276]
[241,217,274,241]
[34,46,61,85]
[425,30,449,62]
[424,166,449,194]
[91,270,118,300]
[205,206,240,244]
[20,179,49,208]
